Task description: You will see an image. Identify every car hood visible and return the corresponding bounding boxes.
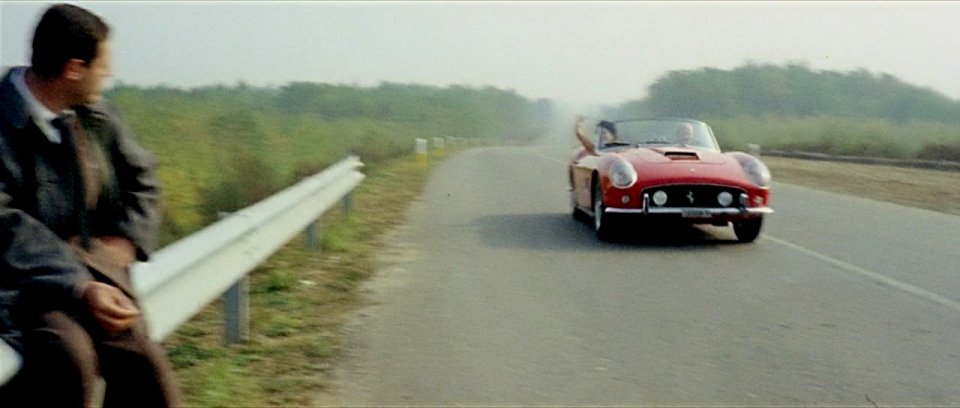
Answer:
[621,146,727,164]
[618,147,753,186]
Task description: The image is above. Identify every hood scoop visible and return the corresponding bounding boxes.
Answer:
[662,151,700,161]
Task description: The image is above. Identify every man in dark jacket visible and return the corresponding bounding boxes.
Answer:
[0,4,180,406]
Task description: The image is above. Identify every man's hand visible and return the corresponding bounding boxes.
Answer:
[574,114,598,156]
[81,281,141,334]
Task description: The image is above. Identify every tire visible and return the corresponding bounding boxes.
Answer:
[733,217,763,243]
[593,181,617,241]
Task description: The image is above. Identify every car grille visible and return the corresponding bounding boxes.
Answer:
[642,185,746,208]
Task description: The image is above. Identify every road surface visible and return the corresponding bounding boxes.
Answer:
[321,146,960,406]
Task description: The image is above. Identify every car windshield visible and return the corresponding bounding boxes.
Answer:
[595,119,720,152]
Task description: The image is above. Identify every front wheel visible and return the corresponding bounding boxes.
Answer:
[593,182,617,241]
[733,217,763,243]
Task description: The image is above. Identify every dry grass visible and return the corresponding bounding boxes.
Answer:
[162,154,441,406]
[764,156,960,216]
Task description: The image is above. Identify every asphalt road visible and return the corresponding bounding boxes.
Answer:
[322,146,960,406]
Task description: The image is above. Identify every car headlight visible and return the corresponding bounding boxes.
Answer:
[609,159,637,189]
[742,158,771,187]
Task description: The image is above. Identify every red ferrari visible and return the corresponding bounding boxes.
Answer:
[570,118,773,242]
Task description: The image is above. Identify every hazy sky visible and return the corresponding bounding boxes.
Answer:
[2,1,959,106]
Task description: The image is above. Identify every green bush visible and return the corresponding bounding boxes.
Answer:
[708,115,955,160]
[107,82,553,243]
[917,143,960,162]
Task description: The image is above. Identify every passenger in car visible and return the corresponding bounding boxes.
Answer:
[575,116,619,156]
[597,120,618,144]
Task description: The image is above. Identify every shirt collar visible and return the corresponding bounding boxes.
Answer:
[10,67,67,144]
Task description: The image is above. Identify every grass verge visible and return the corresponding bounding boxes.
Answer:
[162,152,444,406]
[764,156,960,216]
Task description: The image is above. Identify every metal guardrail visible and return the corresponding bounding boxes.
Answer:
[764,150,960,172]
[1,156,365,385]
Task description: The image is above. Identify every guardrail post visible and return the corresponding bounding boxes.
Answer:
[415,138,428,167]
[217,211,249,344]
[748,143,761,158]
[224,278,249,345]
[341,192,354,216]
[305,220,320,250]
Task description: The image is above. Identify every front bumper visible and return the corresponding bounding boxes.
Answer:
[606,206,773,219]
[605,192,772,220]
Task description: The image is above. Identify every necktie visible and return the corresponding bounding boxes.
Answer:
[51,114,102,209]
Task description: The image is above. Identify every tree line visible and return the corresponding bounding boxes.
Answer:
[616,63,960,161]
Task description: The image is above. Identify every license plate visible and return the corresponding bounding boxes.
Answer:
[681,209,711,218]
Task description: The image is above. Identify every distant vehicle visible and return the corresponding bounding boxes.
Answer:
[569,118,773,242]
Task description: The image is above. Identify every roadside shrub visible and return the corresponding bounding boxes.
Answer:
[917,143,960,162]
[197,152,278,224]
[709,115,958,159]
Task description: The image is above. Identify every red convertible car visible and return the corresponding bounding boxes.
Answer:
[570,118,773,242]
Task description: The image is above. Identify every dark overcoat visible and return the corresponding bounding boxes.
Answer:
[0,67,161,353]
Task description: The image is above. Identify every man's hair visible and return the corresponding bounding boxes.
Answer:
[31,4,110,80]
[598,120,617,135]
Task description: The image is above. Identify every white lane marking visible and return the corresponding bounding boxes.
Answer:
[766,235,960,313]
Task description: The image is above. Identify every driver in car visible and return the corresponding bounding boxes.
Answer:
[676,123,696,146]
